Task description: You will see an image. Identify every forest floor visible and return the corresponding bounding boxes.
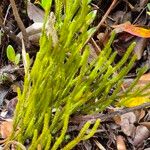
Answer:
[0,0,150,149]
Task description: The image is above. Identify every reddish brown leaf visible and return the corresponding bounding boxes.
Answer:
[112,22,150,38]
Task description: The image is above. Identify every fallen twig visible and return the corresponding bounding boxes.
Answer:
[81,0,118,51]
[71,102,150,124]
[95,0,118,34]
[9,0,29,47]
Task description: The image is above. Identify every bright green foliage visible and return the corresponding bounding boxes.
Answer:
[40,0,52,11]
[7,0,150,149]
[6,45,20,65]
[7,45,16,62]
[147,3,150,10]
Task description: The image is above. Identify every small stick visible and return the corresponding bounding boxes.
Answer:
[100,102,150,122]
[90,38,101,55]
[9,0,29,47]
[95,0,118,34]
[71,102,150,124]
[3,5,11,25]
[81,0,118,51]
[132,6,147,24]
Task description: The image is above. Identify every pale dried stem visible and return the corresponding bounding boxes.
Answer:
[9,0,29,47]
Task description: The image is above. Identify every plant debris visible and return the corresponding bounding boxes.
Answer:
[0,0,150,149]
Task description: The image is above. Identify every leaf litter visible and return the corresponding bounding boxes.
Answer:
[0,0,150,149]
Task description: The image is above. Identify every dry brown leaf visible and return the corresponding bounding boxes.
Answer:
[6,97,18,117]
[140,122,150,130]
[116,135,126,150]
[27,1,44,23]
[121,122,135,137]
[120,112,136,136]
[122,73,150,92]
[121,112,137,124]
[133,125,150,147]
[134,109,145,122]
[17,22,43,45]
[144,148,150,150]
[139,0,149,8]
[134,37,147,60]
[0,120,13,139]
[97,31,110,47]
[113,115,122,125]
[139,73,150,82]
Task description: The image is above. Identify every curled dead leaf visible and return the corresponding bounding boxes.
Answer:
[134,109,145,122]
[0,120,13,139]
[133,125,150,147]
[120,112,136,136]
[112,22,150,38]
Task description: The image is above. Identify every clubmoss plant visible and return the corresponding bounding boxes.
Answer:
[7,0,150,149]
